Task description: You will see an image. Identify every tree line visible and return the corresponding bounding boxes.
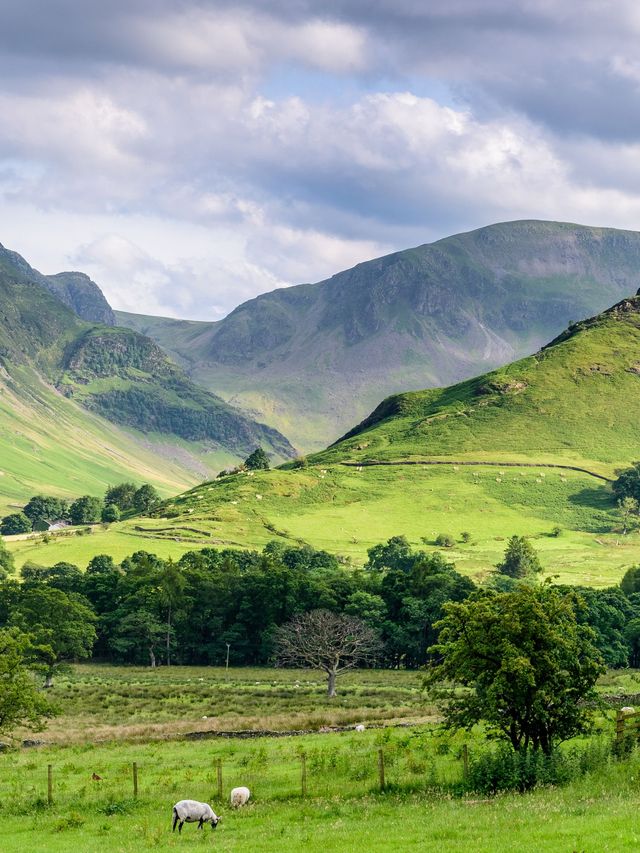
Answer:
[2,533,640,674]
[0,482,161,534]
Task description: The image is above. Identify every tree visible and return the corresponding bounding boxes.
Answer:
[0,535,14,578]
[104,482,138,512]
[22,496,69,528]
[69,495,102,525]
[1,512,32,535]
[496,535,542,578]
[133,484,160,513]
[110,610,165,667]
[10,587,97,687]
[101,503,120,523]
[425,583,604,755]
[244,447,270,470]
[621,565,640,596]
[159,560,185,666]
[366,535,414,572]
[618,497,639,535]
[613,462,640,503]
[273,609,382,697]
[0,628,54,737]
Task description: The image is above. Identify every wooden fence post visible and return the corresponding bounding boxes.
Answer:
[616,710,625,744]
[378,749,385,791]
[132,762,138,798]
[301,753,307,798]
[47,764,53,805]
[462,744,469,778]
[217,758,223,800]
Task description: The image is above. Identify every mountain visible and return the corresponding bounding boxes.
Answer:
[116,220,640,451]
[0,243,295,510]
[0,243,115,325]
[318,293,640,474]
[47,292,640,585]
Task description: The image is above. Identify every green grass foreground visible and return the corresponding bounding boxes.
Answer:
[2,728,640,852]
[2,665,640,851]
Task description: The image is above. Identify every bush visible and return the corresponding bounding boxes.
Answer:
[463,741,611,794]
[0,512,32,535]
[434,533,455,548]
[101,503,120,523]
[460,531,471,543]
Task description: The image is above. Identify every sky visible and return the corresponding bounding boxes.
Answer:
[2,1,640,319]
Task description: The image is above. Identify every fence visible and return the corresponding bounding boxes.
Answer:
[0,735,471,813]
[615,708,640,744]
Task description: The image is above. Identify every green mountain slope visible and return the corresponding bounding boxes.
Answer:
[0,243,295,510]
[28,294,640,586]
[116,220,640,450]
[319,295,640,474]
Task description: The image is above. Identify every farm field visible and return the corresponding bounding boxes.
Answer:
[8,462,640,588]
[2,665,640,852]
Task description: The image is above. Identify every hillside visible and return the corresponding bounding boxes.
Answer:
[117,220,640,449]
[318,295,640,472]
[17,294,640,586]
[0,243,295,510]
[0,242,115,325]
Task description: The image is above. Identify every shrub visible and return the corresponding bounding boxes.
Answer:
[434,533,455,548]
[460,531,472,543]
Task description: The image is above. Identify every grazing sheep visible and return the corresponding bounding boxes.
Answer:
[230,786,251,807]
[354,724,366,732]
[622,706,635,714]
[172,800,220,833]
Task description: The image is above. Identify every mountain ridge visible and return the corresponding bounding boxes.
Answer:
[116,219,640,450]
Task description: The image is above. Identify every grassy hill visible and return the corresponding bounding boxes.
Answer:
[13,295,640,584]
[0,242,295,512]
[117,220,640,450]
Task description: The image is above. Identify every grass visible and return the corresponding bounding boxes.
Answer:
[1,664,640,852]
[0,363,204,516]
[9,462,640,588]
[34,665,429,743]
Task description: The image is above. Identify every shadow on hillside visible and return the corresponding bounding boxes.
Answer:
[567,487,616,533]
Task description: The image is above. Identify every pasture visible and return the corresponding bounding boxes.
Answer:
[7,462,640,588]
[2,665,640,852]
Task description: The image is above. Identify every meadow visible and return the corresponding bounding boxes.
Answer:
[8,462,640,588]
[2,665,640,852]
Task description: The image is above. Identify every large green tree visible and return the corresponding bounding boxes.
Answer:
[133,484,160,513]
[0,628,54,737]
[496,536,542,579]
[10,587,97,687]
[104,482,138,512]
[22,496,69,528]
[69,495,103,525]
[426,583,604,755]
[244,447,270,470]
[613,462,640,503]
[1,512,32,535]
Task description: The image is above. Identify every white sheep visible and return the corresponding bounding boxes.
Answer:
[622,706,635,714]
[354,724,366,732]
[172,800,220,833]
[230,786,251,807]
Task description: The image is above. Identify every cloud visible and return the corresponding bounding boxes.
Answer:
[2,1,640,319]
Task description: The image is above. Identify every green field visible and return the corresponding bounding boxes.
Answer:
[9,462,640,588]
[2,664,640,852]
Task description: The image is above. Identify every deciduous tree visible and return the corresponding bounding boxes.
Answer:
[274,609,382,697]
[425,583,604,755]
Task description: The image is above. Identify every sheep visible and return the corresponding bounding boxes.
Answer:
[172,800,220,833]
[230,786,251,807]
[622,706,635,714]
[354,724,366,732]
